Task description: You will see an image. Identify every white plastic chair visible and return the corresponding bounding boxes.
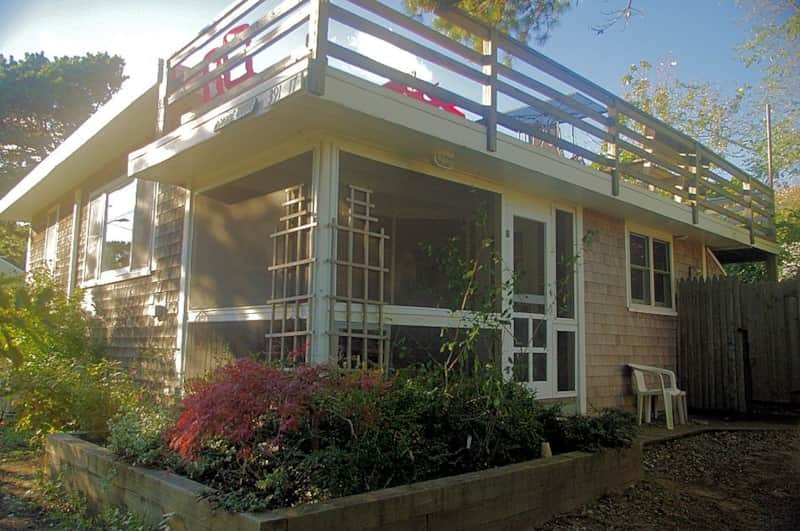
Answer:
[628,363,688,430]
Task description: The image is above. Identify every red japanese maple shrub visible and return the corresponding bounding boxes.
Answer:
[166,359,324,460]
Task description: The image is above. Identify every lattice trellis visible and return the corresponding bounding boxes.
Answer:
[265,185,315,362]
[332,184,390,369]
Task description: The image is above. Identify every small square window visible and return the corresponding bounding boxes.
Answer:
[628,230,673,311]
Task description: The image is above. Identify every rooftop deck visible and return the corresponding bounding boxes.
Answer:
[151,0,775,246]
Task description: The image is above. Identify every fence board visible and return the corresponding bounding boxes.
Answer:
[678,277,800,413]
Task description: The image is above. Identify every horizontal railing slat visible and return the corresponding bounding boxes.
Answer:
[495,79,612,143]
[497,113,608,165]
[327,42,486,117]
[495,63,612,127]
[179,0,308,82]
[329,4,489,86]
[168,8,310,106]
[346,0,483,64]
[169,0,264,68]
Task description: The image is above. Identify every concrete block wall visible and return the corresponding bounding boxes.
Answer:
[582,209,707,410]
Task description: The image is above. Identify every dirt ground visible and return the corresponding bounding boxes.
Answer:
[542,429,800,530]
[2,427,799,530]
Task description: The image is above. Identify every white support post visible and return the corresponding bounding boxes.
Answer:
[575,206,587,415]
[310,141,338,364]
[482,29,498,152]
[307,0,329,96]
[174,189,194,394]
[66,189,82,296]
[500,194,513,381]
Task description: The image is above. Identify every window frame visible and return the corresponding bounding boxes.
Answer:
[625,223,676,316]
[81,176,156,287]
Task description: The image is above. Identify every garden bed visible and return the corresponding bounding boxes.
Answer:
[45,433,642,531]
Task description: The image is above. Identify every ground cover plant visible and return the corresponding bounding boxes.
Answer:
[109,358,637,513]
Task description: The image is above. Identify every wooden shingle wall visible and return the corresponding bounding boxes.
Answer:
[582,209,706,410]
[27,176,188,391]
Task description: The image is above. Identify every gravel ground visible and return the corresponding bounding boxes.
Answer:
[541,429,800,530]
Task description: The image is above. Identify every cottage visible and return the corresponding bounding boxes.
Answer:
[0,0,777,412]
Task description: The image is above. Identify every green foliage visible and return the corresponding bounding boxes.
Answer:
[0,51,126,267]
[404,0,571,47]
[0,52,127,194]
[108,398,177,467]
[110,359,637,514]
[1,270,137,440]
[539,406,638,453]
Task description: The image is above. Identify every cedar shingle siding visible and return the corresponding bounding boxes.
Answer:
[582,209,712,409]
[29,180,187,390]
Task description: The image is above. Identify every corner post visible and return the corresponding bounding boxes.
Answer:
[607,101,620,196]
[482,29,498,152]
[308,0,329,96]
[690,143,700,225]
[744,175,754,244]
[156,58,170,135]
[310,141,338,364]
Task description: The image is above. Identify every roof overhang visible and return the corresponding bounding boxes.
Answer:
[0,84,158,221]
[128,68,778,257]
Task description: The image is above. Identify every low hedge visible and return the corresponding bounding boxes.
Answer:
[109,360,636,513]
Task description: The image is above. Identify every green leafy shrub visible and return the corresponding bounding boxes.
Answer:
[108,397,177,467]
[0,270,138,440]
[111,359,638,514]
[539,406,638,453]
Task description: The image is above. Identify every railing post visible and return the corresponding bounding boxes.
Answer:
[308,0,329,96]
[482,28,498,152]
[607,101,620,196]
[156,58,170,135]
[744,175,754,244]
[690,143,701,225]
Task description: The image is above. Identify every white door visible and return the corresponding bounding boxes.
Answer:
[507,206,579,400]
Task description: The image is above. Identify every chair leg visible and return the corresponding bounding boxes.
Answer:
[663,389,674,430]
[636,396,644,425]
[645,396,652,423]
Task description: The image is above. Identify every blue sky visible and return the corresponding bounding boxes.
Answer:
[0,0,761,100]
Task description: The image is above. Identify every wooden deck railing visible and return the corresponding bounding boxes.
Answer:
[157,0,775,242]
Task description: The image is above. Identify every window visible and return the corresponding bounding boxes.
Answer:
[84,178,156,283]
[43,206,59,272]
[627,230,673,310]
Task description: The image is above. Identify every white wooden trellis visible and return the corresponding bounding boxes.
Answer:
[332,184,390,369]
[265,185,315,362]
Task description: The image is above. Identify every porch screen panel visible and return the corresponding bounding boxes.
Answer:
[555,209,575,318]
[338,153,500,311]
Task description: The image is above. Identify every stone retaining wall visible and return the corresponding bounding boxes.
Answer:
[45,434,642,531]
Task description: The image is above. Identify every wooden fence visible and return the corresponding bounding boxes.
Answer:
[677,277,800,413]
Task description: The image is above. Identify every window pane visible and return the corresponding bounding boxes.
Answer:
[130,180,156,271]
[556,210,575,318]
[513,352,529,383]
[84,196,105,280]
[654,272,672,307]
[532,353,547,381]
[629,233,649,267]
[557,330,576,392]
[514,217,546,314]
[513,317,529,347]
[101,181,136,272]
[653,239,670,272]
[630,268,651,304]
[532,319,547,348]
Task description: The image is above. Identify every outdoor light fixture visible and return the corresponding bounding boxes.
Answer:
[432,149,455,170]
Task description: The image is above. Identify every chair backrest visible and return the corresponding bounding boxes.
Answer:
[629,366,648,394]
